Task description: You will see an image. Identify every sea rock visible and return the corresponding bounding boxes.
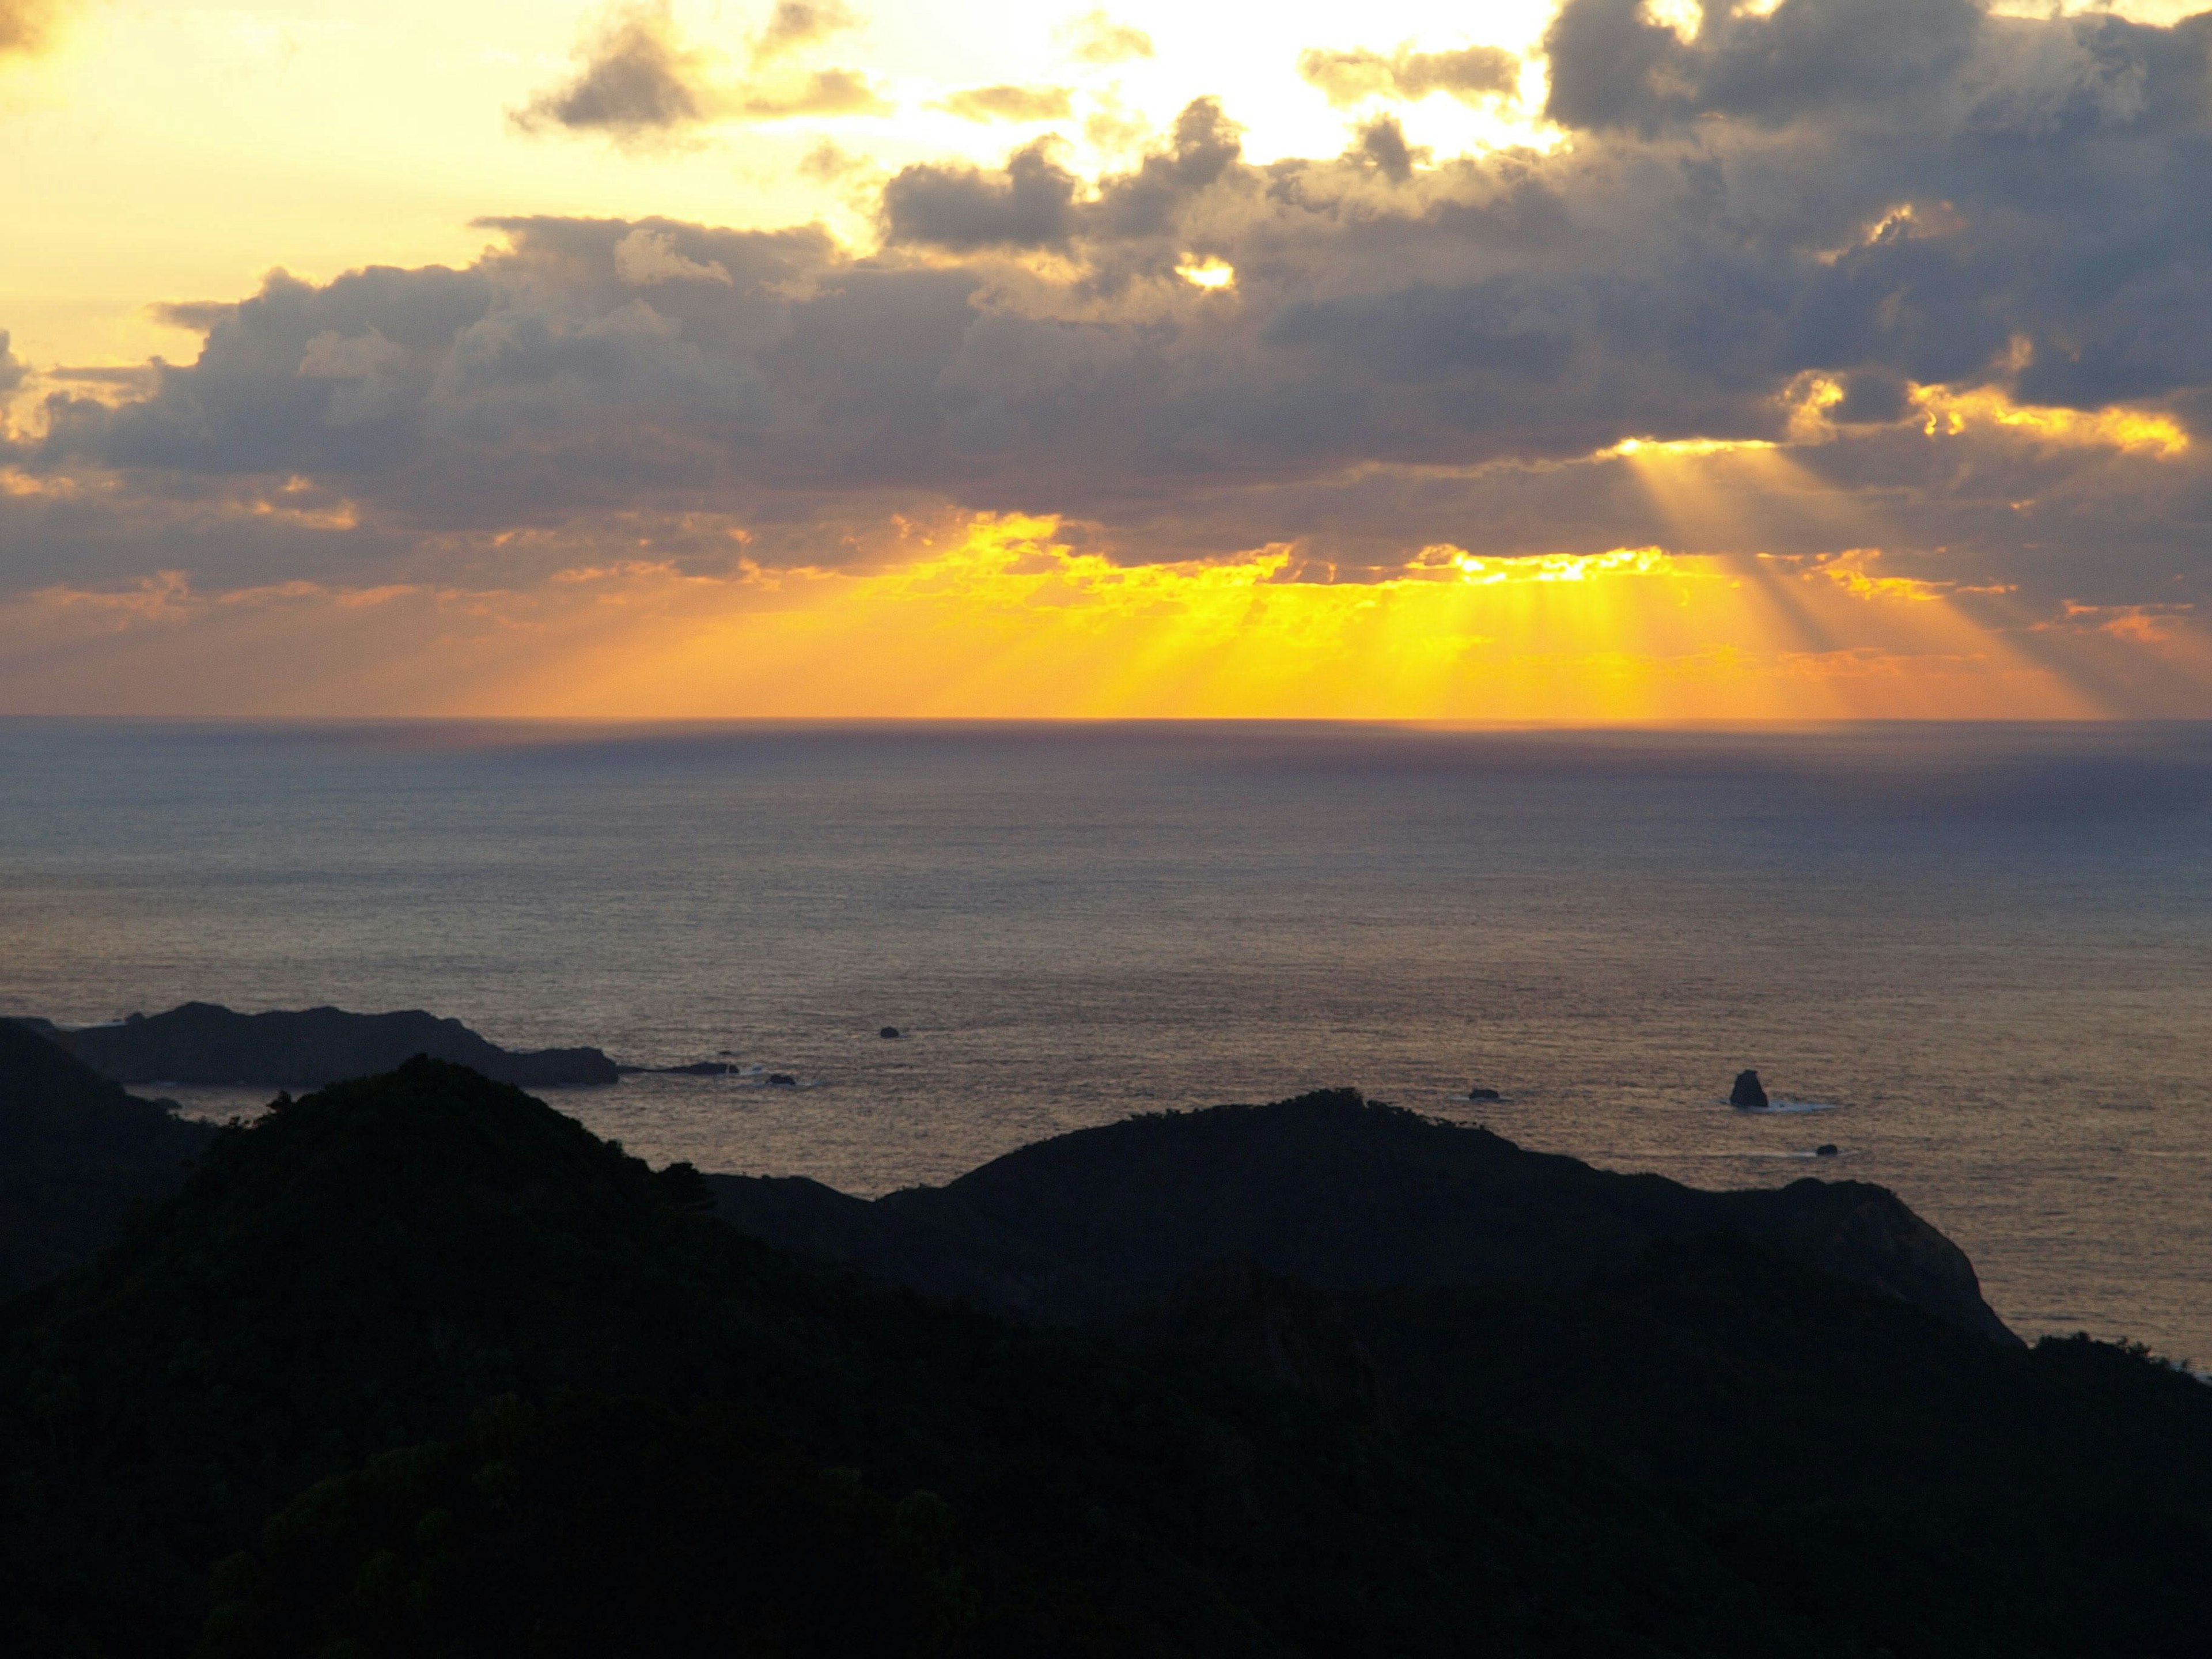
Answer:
[1467,1086,1501,1101]
[40,1001,620,1089]
[1816,1144,1839,1157]
[880,1027,903,1040]
[1730,1069,1770,1110]
[767,1073,799,1087]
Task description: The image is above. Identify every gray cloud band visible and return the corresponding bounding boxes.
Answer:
[9,0,2212,613]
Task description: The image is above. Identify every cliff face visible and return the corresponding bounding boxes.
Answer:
[1720,1178,2017,1344]
[41,1002,619,1089]
[0,1021,215,1300]
[709,1090,2017,1343]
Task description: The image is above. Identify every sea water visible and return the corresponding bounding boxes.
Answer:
[3,719,2208,1360]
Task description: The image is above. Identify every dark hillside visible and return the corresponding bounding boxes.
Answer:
[7,1066,2212,1658]
[0,1020,215,1299]
[709,1090,2013,1340]
[0,1062,1813,1657]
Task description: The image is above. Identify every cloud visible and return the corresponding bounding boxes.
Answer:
[0,0,69,57]
[17,0,2212,680]
[751,0,858,65]
[734,66,889,118]
[879,97,1241,249]
[1298,42,1521,108]
[613,228,735,286]
[514,3,713,139]
[881,138,1081,249]
[0,330,26,395]
[935,84,1075,123]
[516,0,887,140]
[1056,9,1153,66]
[798,138,866,180]
[1351,115,1423,183]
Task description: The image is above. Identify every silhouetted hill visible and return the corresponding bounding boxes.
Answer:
[706,1090,2015,1342]
[8,1066,2212,1659]
[0,1020,215,1300]
[38,1001,619,1088]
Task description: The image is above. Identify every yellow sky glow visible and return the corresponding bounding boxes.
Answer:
[6,512,2188,718]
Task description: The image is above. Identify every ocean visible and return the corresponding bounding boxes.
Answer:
[3,718,2207,1360]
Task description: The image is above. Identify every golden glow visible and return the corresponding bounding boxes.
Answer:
[1175,255,1235,290]
[1418,546,1679,583]
[1608,437,1779,459]
[5,512,2175,719]
[1913,384,2190,458]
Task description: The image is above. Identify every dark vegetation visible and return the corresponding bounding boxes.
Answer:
[2,1043,2210,1657]
[0,1021,214,1299]
[703,1093,2016,1341]
[17,1002,620,1088]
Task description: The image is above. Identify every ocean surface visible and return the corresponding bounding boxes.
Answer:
[3,718,2209,1361]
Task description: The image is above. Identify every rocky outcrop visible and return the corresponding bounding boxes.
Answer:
[40,1002,620,1089]
[1730,1070,1769,1109]
[708,1089,2017,1343]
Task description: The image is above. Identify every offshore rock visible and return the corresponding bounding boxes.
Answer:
[1730,1069,1770,1110]
[41,1002,620,1089]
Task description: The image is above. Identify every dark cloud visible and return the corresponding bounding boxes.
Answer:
[1088,97,1242,238]
[881,103,1242,251]
[1058,9,1153,66]
[1298,42,1520,108]
[0,329,26,395]
[935,84,1075,122]
[514,3,711,138]
[20,3,2212,626]
[1353,115,1422,183]
[881,140,1081,249]
[516,0,887,139]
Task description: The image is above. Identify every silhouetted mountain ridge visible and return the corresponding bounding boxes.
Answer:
[706,1090,2014,1342]
[7,1063,2212,1659]
[0,1020,215,1300]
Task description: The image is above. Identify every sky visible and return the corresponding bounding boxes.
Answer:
[3,0,2211,717]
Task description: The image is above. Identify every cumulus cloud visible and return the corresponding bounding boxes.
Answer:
[0,329,27,394]
[613,227,735,286]
[935,84,1075,123]
[516,0,886,140]
[1056,9,1153,66]
[18,0,2212,654]
[881,139,1082,249]
[514,3,714,138]
[879,98,1241,249]
[1297,41,1521,108]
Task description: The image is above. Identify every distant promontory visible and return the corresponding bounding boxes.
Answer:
[15,1001,620,1089]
